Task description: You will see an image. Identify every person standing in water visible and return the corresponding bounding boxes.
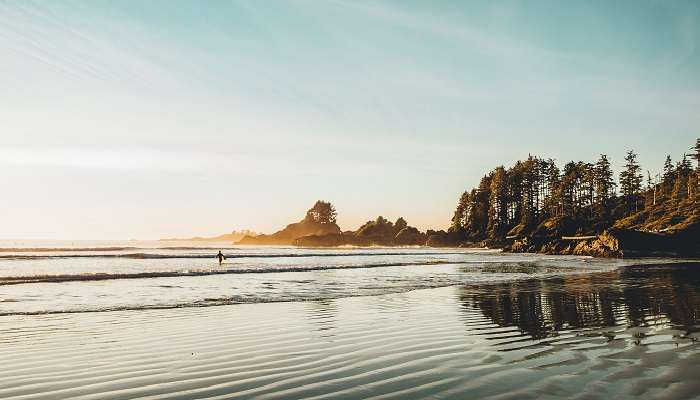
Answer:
[217,250,226,265]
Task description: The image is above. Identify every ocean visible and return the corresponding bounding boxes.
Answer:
[0,241,698,399]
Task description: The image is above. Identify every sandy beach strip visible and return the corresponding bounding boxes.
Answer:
[0,284,698,400]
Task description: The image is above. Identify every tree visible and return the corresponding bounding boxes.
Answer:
[394,217,408,234]
[468,175,492,239]
[305,200,337,224]
[677,154,693,176]
[644,170,658,208]
[450,139,698,248]
[692,138,700,170]
[619,151,643,212]
[519,156,540,226]
[593,154,616,218]
[559,162,577,217]
[542,159,560,217]
[661,155,675,197]
[671,154,694,202]
[450,191,470,232]
[582,163,596,219]
[488,166,510,238]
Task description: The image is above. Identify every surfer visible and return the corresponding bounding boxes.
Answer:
[217,250,226,265]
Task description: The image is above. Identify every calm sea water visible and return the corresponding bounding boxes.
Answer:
[1,240,698,399]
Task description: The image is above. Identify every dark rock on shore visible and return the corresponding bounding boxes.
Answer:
[508,222,699,258]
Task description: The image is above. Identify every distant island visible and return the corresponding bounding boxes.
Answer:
[161,230,260,243]
[238,138,699,258]
[237,201,428,247]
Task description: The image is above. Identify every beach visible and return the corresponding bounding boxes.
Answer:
[0,243,698,399]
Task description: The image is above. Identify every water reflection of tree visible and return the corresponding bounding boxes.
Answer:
[458,264,700,340]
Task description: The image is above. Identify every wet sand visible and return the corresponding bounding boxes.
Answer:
[1,262,699,399]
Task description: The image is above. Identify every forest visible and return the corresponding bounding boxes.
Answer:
[241,139,698,256]
[444,138,699,256]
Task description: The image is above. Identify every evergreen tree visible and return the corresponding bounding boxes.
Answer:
[678,154,693,176]
[593,154,615,218]
[467,175,492,239]
[519,156,539,226]
[619,151,643,213]
[582,163,596,219]
[450,191,471,232]
[542,159,560,217]
[671,155,694,202]
[488,167,510,238]
[662,155,675,198]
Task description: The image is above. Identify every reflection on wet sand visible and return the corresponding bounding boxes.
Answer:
[458,262,700,342]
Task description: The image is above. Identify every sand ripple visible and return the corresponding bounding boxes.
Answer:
[1,274,699,400]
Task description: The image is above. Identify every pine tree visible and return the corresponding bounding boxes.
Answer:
[672,154,694,202]
[450,191,470,232]
[692,138,700,170]
[593,154,615,218]
[582,163,596,219]
[678,154,693,176]
[542,159,560,217]
[468,175,492,239]
[519,156,539,226]
[662,155,675,199]
[620,151,643,213]
[488,167,510,238]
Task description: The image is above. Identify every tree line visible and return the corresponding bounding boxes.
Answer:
[449,138,699,241]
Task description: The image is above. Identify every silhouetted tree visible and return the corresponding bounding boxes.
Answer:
[620,151,643,212]
[468,175,492,239]
[692,138,700,170]
[305,200,337,224]
[593,154,616,218]
[542,159,560,217]
[488,166,509,238]
[662,155,675,199]
[450,191,470,232]
[671,155,694,202]
[393,217,408,234]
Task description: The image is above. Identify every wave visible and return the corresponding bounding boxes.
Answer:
[0,260,482,286]
[0,246,244,253]
[0,251,468,260]
[0,247,141,252]
[0,284,463,316]
[0,265,618,317]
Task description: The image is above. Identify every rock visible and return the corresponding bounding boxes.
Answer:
[237,218,341,246]
[570,225,700,257]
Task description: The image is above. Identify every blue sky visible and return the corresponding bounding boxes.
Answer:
[0,0,698,239]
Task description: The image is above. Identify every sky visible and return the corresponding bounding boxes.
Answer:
[0,0,699,240]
